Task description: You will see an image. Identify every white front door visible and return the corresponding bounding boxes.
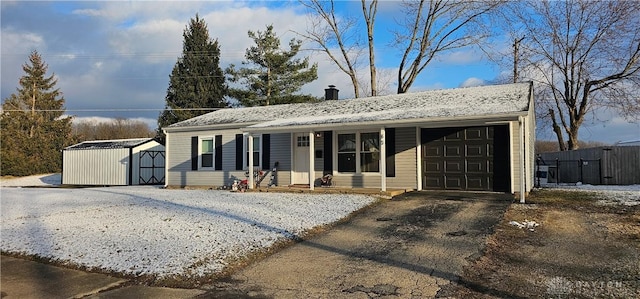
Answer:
[293,134,310,184]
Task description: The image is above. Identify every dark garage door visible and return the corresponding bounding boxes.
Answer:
[422,126,510,192]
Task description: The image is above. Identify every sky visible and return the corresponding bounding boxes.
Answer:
[1,1,638,144]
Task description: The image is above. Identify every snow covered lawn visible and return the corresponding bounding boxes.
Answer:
[1,183,377,279]
[539,183,640,206]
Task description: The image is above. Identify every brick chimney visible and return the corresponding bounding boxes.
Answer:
[324,85,339,100]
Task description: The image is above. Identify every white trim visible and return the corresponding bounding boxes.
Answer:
[198,136,215,170]
[242,133,262,170]
[380,127,386,191]
[519,116,526,203]
[416,127,422,191]
[289,133,294,186]
[333,130,382,175]
[163,130,169,188]
[309,131,315,190]
[509,121,515,194]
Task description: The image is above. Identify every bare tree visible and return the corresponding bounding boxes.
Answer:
[362,0,378,96]
[298,0,379,98]
[72,118,154,142]
[394,0,501,94]
[510,0,640,150]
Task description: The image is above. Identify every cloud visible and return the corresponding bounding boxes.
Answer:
[459,77,485,88]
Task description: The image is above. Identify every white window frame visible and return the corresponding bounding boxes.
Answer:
[334,131,380,174]
[199,136,215,170]
[243,134,262,170]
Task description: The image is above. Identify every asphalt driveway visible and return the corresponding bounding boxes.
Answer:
[199,191,513,298]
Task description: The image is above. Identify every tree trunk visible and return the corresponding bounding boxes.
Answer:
[567,125,580,150]
[362,0,377,97]
[549,109,567,151]
[30,81,36,138]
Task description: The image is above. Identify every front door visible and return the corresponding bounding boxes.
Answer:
[293,134,310,184]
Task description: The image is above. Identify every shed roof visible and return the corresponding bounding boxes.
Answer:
[166,82,532,130]
[65,138,157,150]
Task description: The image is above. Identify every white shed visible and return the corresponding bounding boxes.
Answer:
[62,138,165,186]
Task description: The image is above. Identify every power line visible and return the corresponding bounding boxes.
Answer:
[1,108,225,112]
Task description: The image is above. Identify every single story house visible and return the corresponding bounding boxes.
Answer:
[163,82,535,196]
[62,138,165,186]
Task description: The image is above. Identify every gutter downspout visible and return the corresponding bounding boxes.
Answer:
[380,127,386,192]
[519,116,526,204]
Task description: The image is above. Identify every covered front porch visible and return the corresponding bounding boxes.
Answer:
[244,126,397,192]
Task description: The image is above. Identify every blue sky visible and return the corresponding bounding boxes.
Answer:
[2,1,638,144]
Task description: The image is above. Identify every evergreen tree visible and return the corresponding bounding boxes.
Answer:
[1,50,73,176]
[158,14,227,134]
[226,25,319,106]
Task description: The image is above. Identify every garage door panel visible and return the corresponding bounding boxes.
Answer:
[465,127,484,140]
[425,177,443,189]
[467,160,486,173]
[445,176,464,189]
[445,160,463,172]
[425,161,442,172]
[445,145,461,157]
[466,144,485,157]
[425,146,442,157]
[467,176,488,190]
[445,131,461,141]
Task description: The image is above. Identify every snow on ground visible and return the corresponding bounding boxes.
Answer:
[1,177,377,278]
[0,173,61,187]
[540,183,640,206]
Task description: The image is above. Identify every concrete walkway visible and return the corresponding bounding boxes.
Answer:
[1,191,511,298]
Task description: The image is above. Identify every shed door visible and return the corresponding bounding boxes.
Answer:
[422,126,510,192]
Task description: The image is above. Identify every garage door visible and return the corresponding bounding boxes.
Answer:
[422,126,510,192]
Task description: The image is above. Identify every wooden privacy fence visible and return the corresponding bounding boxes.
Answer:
[537,146,640,185]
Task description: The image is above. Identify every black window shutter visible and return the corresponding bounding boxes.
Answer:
[323,131,333,174]
[214,135,223,170]
[262,134,270,170]
[235,134,243,170]
[191,136,198,170]
[386,128,396,177]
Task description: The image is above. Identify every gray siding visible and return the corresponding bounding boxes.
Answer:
[166,130,291,187]
[387,127,418,189]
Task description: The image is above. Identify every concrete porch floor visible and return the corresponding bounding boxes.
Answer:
[249,185,410,198]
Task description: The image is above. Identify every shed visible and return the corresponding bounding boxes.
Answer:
[62,138,165,186]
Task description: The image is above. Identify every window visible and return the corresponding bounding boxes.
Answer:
[297,135,310,147]
[337,133,356,172]
[244,135,261,168]
[337,132,380,173]
[200,138,214,168]
[360,132,380,172]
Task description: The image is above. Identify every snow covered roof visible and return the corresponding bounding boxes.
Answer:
[65,138,157,150]
[166,82,532,131]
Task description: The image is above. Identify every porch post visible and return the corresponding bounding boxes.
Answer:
[416,127,422,191]
[248,134,254,189]
[309,131,315,190]
[380,127,386,191]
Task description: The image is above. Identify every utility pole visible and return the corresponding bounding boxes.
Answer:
[513,36,525,83]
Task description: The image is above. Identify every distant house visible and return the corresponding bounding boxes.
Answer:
[62,138,165,186]
[162,82,535,195]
